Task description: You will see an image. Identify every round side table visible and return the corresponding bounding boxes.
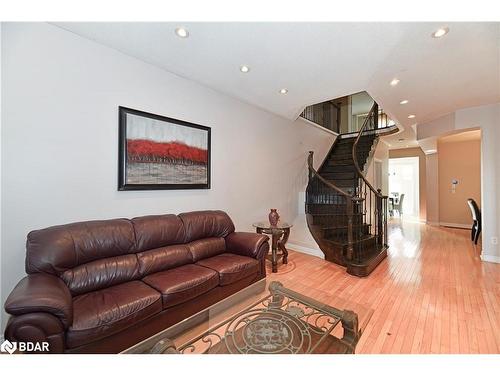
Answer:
[253,221,293,273]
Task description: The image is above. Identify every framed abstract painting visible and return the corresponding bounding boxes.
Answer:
[118,107,211,190]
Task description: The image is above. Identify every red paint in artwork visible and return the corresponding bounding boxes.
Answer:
[127,139,208,165]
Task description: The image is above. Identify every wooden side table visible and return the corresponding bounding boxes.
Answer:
[253,221,292,273]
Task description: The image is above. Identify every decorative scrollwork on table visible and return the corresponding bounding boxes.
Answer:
[175,282,348,354]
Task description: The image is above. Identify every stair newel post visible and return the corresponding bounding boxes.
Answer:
[308,151,314,181]
[383,197,388,246]
[374,102,379,129]
[376,189,383,246]
[346,197,354,262]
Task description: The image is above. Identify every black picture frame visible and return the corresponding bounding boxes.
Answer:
[118,106,211,190]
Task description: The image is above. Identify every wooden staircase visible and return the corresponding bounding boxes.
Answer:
[306,103,396,277]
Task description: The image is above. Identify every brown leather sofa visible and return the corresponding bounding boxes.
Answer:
[4,210,270,353]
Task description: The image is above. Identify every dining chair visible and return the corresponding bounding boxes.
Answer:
[393,193,405,216]
[467,198,481,245]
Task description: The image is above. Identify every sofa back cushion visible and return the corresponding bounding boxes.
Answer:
[179,210,235,243]
[187,237,226,262]
[26,219,136,276]
[61,254,140,296]
[132,214,186,251]
[137,245,192,276]
[24,210,234,295]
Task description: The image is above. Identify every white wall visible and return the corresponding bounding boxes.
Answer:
[455,104,500,263]
[367,140,389,195]
[0,23,334,330]
[416,113,455,140]
[287,191,324,259]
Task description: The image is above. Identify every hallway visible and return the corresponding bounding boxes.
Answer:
[271,220,500,353]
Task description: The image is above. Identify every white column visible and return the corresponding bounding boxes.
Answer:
[425,153,439,225]
[479,113,500,262]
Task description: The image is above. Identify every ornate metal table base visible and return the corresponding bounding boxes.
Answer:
[254,223,292,273]
[148,281,360,354]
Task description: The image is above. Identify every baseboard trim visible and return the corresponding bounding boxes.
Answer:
[287,243,325,259]
[439,222,471,229]
[480,254,500,264]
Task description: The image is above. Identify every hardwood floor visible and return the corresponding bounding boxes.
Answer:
[267,218,500,354]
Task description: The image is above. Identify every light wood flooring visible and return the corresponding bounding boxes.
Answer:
[267,219,500,354]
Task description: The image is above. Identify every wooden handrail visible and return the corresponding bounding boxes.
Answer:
[351,103,384,199]
[308,151,353,198]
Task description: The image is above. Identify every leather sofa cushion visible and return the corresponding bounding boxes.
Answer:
[137,244,192,277]
[179,210,235,242]
[131,214,186,251]
[187,237,225,262]
[143,264,218,309]
[196,254,259,286]
[66,281,161,348]
[26,219,135,275]
[61,254,140,296]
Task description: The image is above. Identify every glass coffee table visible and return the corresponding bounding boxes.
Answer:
[122,279,373,354]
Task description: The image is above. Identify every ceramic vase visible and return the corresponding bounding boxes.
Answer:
[268,209,280,226]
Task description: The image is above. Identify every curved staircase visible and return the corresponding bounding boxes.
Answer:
[305,103,397,277]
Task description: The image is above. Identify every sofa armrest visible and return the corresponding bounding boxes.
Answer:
[5,273,73,329]
[225,232,270,259]
[5,313,66,353]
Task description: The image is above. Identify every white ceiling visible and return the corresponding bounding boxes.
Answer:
[53,22,500,148]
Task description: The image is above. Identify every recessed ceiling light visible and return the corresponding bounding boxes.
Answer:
[432,27,449,38]
[279,88,288,94]
[426,149,437,154]
[400,99,409,105]
[408,114,416,119]
[240,65,250,73]
[175,27,189,38]
[390,78,400,86]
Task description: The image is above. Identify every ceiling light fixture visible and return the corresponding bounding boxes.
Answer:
[240,65,250,73]
[400,99,409,105]
[408,114,416,119]
[279,88,288,94]
[175,27,189,38]
[390,78,400,86]
[432,27,449,38]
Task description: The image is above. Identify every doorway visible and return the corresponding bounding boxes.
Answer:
[388,157,420,218]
